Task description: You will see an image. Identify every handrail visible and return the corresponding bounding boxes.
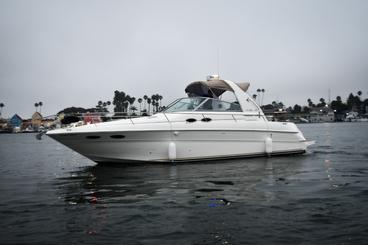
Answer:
[53,109,268,129]
[122,112,266,125]
[59,112,268,128]
[162,112,170,123]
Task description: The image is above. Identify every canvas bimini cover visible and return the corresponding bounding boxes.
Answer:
[185,79,250,98]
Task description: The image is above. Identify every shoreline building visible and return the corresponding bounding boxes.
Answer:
[31,112,43,130]
[9,114,23,132]
[307,107,335,123]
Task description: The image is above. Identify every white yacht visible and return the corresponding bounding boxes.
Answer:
[47,75,313,163]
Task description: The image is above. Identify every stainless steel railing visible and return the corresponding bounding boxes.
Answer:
[51,110,267,129]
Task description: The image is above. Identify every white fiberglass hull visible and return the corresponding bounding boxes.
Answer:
[47,113,311,163]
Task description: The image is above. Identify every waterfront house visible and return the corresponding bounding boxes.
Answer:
[9,114,23,128]
[308,107,335,123]
[21,119,34,132]
[31,112,43,130]
[0,118,9,131]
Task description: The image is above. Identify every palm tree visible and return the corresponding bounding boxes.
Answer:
[143,95,148,110]
[155,97,160,112]
[152,94,160,112]
[95,100,103,112]
[113,90,129,114]
[319,98,326,107]
[106,101,111,112]
[252,94,257,100]
[38,101,43,113]
[138,98,143,115]
[150,95,156,113]
[0,103,4,117]
[152,94,159,112]
[307,98,313,107]
[130,97,136,106]
[158,95,163,107]
[261,89,265,106]
[124,95,131,114]
[155,94,161,111]
[357,91,362,97]
[152,101,157,113]
[256,88,261,104]
[147,98,152,115]
[130,105,138,115]
[34,102,39,112]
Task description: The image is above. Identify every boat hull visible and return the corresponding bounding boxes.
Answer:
[47,127,309,163]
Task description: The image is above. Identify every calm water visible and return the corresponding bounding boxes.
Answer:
[0,123,368,244]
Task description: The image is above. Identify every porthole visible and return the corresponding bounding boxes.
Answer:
[110,135,126,139]
[186,118,197,123]
[201,117,212,122]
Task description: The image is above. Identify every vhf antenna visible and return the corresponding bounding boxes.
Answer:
[217,48,220,77]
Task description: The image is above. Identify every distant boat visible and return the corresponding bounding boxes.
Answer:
[0,128,12,134]
[345,111,368,122]
[299,117,309,123]
[47,75,314,163]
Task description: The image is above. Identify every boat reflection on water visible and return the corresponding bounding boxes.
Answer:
[55,164,156,206]
[55,155,309,207]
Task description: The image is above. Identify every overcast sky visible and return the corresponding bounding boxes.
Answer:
[0,0,367,118]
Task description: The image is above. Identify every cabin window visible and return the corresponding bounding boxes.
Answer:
[201,117,212,122]
[86,135,101,139]
[196,99,241,112]
[165,97,206,112]
[186,118,197,123]
[110,135,126,139]
[164,97,242,113]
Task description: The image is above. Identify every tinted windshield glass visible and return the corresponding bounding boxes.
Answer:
[164,97,242,113]
[164,98,206,113]
[196,99,241,112]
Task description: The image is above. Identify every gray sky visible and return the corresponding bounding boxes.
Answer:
[1,0,368,118]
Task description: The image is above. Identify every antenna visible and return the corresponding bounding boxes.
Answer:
[217,48,220,76]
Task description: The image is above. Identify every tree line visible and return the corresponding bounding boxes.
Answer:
[57,91,164,116]
[111,91,163,116]
[260,91,367,115]
[2,90,366,119]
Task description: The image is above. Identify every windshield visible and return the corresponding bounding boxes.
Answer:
[164,97,242,113]
[164,97,206,113]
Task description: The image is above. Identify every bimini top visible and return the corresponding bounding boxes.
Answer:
[185,76,250,98]
[183,75,262,115]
